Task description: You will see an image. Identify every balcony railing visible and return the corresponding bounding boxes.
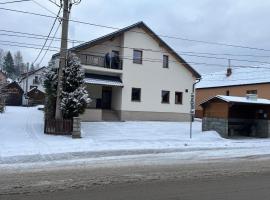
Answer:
[79,54,122,70]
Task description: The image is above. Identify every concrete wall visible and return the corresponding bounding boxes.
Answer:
[202,117,228,138]
[120,110,191,122]
[121,27,195,114]
[80,109,102,122]
[255,120,270,138]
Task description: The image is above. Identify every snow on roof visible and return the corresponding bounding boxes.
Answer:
[204,95,270,105]
[196,67,270,89]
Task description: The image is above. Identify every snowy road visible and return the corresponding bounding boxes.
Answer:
[2,106,270,165]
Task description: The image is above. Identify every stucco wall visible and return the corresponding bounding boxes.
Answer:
[111,87,122,110]
[86,84,102,108]
[80,36,123,58]
[120,27,195,114]
[20,70,45,93]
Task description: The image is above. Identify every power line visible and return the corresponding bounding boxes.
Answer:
[2,28,270,62]
[2,28,270,61]
[32,6,62,65]
[0,0,30,5]
[31,0,59,16]
[38,21,61,65]
[47,0,61,7]
[1,6,270,52]
[2,40,270,72]
[0,39,59,49]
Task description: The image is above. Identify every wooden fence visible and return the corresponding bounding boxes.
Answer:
[44,119,73,135]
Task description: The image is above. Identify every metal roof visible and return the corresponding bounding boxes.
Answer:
[84,73,123,87]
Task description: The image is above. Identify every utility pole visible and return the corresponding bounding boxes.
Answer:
[25,62,29,107]
[189,78,201,139]
[55,0,70,119]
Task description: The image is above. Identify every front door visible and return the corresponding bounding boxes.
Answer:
[102,88,112,109]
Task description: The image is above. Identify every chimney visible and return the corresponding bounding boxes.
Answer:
[246,94,258,101]
[226,59,232,77]
[226,67,232,77]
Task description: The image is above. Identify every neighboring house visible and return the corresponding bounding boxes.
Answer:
[196,67,270,118]
[19,67,46,105]
[0,70,7,85]
[201,95,270,138]
[51,21,201,122]
[3,81,24,106]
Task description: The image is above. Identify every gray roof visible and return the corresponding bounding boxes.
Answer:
[84,73,123,87]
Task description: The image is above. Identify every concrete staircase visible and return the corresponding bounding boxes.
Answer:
[102,110,120,121]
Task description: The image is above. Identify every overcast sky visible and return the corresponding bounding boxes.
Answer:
[1,0,270,74]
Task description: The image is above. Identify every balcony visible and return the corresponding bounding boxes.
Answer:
[79,53,122,70]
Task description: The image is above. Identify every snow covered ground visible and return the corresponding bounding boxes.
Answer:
[2,106,270,166]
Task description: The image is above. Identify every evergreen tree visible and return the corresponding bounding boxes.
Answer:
[60,53,90,119]
[14,51,24,76]
[43,67,58,119]
[3,51,15,79]
[0,49,4,71]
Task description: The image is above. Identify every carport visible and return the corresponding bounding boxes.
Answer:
[201,95,270,138]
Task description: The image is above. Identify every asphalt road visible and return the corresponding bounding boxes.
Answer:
[2,171,270,200]
[2,155,270,200]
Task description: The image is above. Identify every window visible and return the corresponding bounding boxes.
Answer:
[247,90,257,94]
[175,92,183,104]
[185,89,188,93]
[133,50,143,64]
[33,76,39,84]
[226,90,230,96]
[161,90,170,103]
[131,88,141,101]
[163,55,169,68]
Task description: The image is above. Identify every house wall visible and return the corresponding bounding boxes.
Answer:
[80,36,123,61]
[196,83,270,118]
[20,70,46,93]
[111,87,122,110]
[86,84,102,108]
[118,27,195,121]
[0,72,7,84]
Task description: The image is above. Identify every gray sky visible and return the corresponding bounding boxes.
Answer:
[1,0,270,74]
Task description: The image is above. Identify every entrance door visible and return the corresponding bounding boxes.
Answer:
[102,88,112,109]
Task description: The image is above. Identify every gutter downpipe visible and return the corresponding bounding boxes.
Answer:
[190,77,201,139]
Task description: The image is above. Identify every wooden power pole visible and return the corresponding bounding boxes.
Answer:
[55,0,70,119]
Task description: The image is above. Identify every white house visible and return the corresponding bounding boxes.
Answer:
[19,67,46,105]
[51,22,201,121]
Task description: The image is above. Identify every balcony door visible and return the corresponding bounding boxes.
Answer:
[101,87,112,109]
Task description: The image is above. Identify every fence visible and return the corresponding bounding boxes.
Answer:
[44,118,73,135]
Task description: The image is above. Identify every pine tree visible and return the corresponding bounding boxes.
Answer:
[14,51,24,77]
[3,51,15,79]
[60,53,90,119]
[43,67,58,119]
[0,49,4,71]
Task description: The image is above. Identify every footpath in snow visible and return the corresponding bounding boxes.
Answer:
[1,106,270,165]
